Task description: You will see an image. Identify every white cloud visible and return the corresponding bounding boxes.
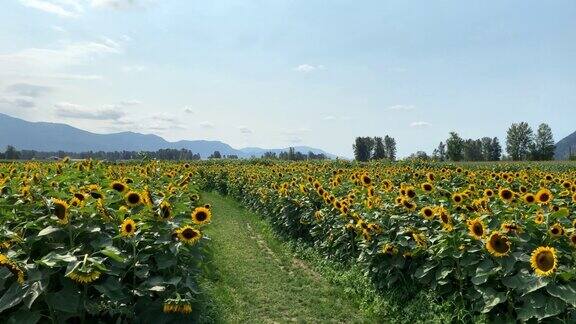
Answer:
[410,121,431,128]
[387,105,415,111]
[0,40,122,75]
[19,0,83,18]
[91,0,150,10]
[54,102,126,120]
[5,83,52,97]
[0,97,36,108]
[183,107,195,114]
[199,121,215,129]
[294,64,325,73]
[238,126,253,134]
[323,116,336,121]
[119,100,141,106]
[51,25,67,33]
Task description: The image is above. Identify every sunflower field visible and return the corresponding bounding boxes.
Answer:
[0,159,212,323]
[198,160,576,321]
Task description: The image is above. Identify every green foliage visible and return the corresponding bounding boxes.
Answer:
[0,160,210,323]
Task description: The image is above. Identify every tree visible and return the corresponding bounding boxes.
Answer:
[4,146,20,160]
[209,151,222,159]
[463,139,483,161]
[532,123,555,160]
[490,137,502,161]
[506,122,533,161]
[446,132,464,161]
[384,135,397,161]
[372,137,386,160]
[353,137,374,162]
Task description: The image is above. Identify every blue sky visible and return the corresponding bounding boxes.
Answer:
[0,0,574,158]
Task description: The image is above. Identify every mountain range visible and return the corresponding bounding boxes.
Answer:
[0,113,335,159]
[555,130,576,160]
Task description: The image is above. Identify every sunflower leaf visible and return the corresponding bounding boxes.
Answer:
[546,283,576,307]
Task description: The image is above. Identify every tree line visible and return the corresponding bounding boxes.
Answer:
[411,122,556,162]
[353,136,397,161]
[0,146,202,161]
[260,148,328,161]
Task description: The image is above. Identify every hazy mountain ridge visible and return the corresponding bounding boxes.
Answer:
[0,113,334,159]
[555,130,576,160]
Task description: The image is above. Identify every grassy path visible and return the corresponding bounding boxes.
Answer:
[197,192,371,323]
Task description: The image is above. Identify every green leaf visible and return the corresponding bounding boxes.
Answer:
[0,282,26,313]
[7,310,41,324]
[23,281,45,309]
[100,246,126,263]
[37,252,76,268]
[37,226,60,236]
[547,282,576,307]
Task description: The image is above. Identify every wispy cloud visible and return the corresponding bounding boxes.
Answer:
[294,64,325,73]
[199,121,215,129]
[183,107,195,114]
[410,121,431,128]
[387,105,415,111]
[19,0,83,18]
[5,83,52,98]
[122,65,146,73]
[0,97,36,109]
[91,0,152,10]
[238,126,253,134]
[54,102,126,120]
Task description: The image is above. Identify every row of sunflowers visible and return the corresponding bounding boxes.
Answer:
[197,160,576,321]
[0,159,212,323]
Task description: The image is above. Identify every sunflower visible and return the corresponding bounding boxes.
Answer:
[467,218,486,240]
[67,269,101,284]
[530,246,557,277]
[176,225,202,245]
[484,189,494,198]
[412,232,428,248]
[361,174,372,186]
[0,253,25,285]
[111,181,127,193]
[485,232,511,257]
[381,243,398,256]
[572,192,576,203]
[421,182,433,192]
[549,223,565,238]
[163,299,193,315]
[452,193,463,204]
[52,198,69,224]
[501,222,522,235]
[125,191,142,207]
[159,200,172,219]
[523,193,536,204]
[534,212,545,224]
[401,198,417,211]
[191,206,212,225]
[536,188,553,204]
[120,218,136,237]
[420,206,435,220]
[499,188,514,202]
[569,233,576,247]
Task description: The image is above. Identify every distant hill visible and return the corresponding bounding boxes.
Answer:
[555,130,576,160]
[0,113,334,159]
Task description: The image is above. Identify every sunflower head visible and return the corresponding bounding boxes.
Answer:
[452,193,463,204]
[467,218,486,240]
[530,246,557,277]
[176,225,202,245]
[51,198,69,224]
[125,191,142,207]
[549,223,565,238]
[420,206,435,220]
[536,188,553,204]
[486,232,511,257]
[421,183,433,192]
[191,207,212,225]
[523,193,536,204]
[120,218,136,237]
[159,200,172,219]
[111,181,127,193]
[499,188,514,202]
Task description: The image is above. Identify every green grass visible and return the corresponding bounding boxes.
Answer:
[196,192,372,323]
[196,192,484,323]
